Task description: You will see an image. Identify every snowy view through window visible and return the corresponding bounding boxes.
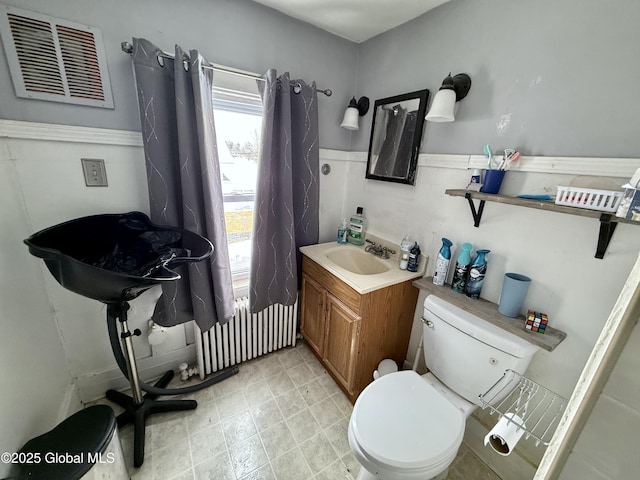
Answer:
[213,108,261,278]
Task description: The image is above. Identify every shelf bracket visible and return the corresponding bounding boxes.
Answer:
[465,192,485,227]
[595,214,618,259]
[446,188,635,260]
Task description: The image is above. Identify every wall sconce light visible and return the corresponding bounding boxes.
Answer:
[340,96,370,130]
[425,73,472,122]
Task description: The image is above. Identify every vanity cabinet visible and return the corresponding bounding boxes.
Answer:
[322,293,361,389]
[300,275,327,355]
[301,256,418,403]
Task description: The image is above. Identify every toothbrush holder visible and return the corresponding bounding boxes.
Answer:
[480,169,506,194]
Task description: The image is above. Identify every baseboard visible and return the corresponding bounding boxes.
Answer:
[57,381,82,423]
[75,345,197,404]
[464,414,538,480]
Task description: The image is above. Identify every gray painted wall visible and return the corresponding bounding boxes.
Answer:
[0,0,358,150]
[9,0,636,157]
[2,0,639,158]
[353,0,640,158]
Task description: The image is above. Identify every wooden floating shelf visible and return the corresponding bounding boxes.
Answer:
[413,277,566,352]
[445,189,640,259]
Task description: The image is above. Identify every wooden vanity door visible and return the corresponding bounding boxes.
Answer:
[300,274,326,357]
[323,293,361,395]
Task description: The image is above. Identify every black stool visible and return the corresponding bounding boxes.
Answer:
[8,405,127,480]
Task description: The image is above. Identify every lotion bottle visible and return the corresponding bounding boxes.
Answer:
[432,238,452,286]
[407,243,421,273]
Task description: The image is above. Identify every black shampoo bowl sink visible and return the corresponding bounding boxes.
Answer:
[24,211,213,303]
[23,211,227,468]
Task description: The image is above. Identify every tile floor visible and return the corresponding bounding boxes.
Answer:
[96,340,500,479]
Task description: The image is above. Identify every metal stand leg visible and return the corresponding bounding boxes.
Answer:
[105,303,197,468]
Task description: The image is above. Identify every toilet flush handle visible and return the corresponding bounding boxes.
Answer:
[422,317,434,328]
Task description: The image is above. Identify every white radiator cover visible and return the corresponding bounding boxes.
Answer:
[194,296,298,377]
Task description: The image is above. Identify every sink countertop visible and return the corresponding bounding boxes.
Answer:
[299,241,427,294]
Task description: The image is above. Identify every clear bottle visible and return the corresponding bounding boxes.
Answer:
[465,249,491,298]
[337,219,348,244]
[432,238,452,285]
[399,235,413,270]
[451,243,473,292]
[347,207,366,246]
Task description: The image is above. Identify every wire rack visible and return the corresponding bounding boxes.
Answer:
[479,369,568,447]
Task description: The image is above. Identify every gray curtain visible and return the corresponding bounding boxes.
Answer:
[131,38,235,330]
[249,70,319,313]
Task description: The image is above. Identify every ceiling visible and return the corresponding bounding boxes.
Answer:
[251,0,450,43]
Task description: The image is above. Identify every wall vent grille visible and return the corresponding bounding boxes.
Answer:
[0,6,113,108]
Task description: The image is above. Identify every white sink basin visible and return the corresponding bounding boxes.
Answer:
[300,241,428,294]
[325,248,391,275]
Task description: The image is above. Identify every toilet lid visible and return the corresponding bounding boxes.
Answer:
[351,370,465,470]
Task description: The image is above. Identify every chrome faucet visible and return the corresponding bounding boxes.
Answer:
[365,239,396,259]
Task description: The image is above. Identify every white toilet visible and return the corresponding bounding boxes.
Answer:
[348,294,539,480]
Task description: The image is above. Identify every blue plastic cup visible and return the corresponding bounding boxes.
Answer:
[498,273,531,317]
[480,169,506,194]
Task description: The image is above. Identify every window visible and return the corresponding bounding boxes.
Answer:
[211,70,262,293]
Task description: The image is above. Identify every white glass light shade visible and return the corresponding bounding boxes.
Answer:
[340,106,360,130]
[425,89,456,122]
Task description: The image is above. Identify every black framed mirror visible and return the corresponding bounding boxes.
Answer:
[365,89,430,185]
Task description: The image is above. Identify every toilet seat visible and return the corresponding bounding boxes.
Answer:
[350,370,465,472]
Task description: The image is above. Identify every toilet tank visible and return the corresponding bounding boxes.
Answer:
[423,295,539,407]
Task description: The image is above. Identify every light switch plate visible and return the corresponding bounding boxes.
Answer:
[81,158,108,186]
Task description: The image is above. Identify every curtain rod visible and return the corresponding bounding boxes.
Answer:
[120,41,332,97]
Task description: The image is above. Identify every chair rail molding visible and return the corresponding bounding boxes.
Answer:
[0,119,143,147]
[319,147,640,178]
[1,120,638,178]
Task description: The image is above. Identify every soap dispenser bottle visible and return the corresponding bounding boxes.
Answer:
[465,249,491,298]
[347,207,366,246]
[451,243,473,293]
[337,219,348,244]
[432,238,452,286]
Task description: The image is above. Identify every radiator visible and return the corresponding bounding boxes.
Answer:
[194,296,298,377]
